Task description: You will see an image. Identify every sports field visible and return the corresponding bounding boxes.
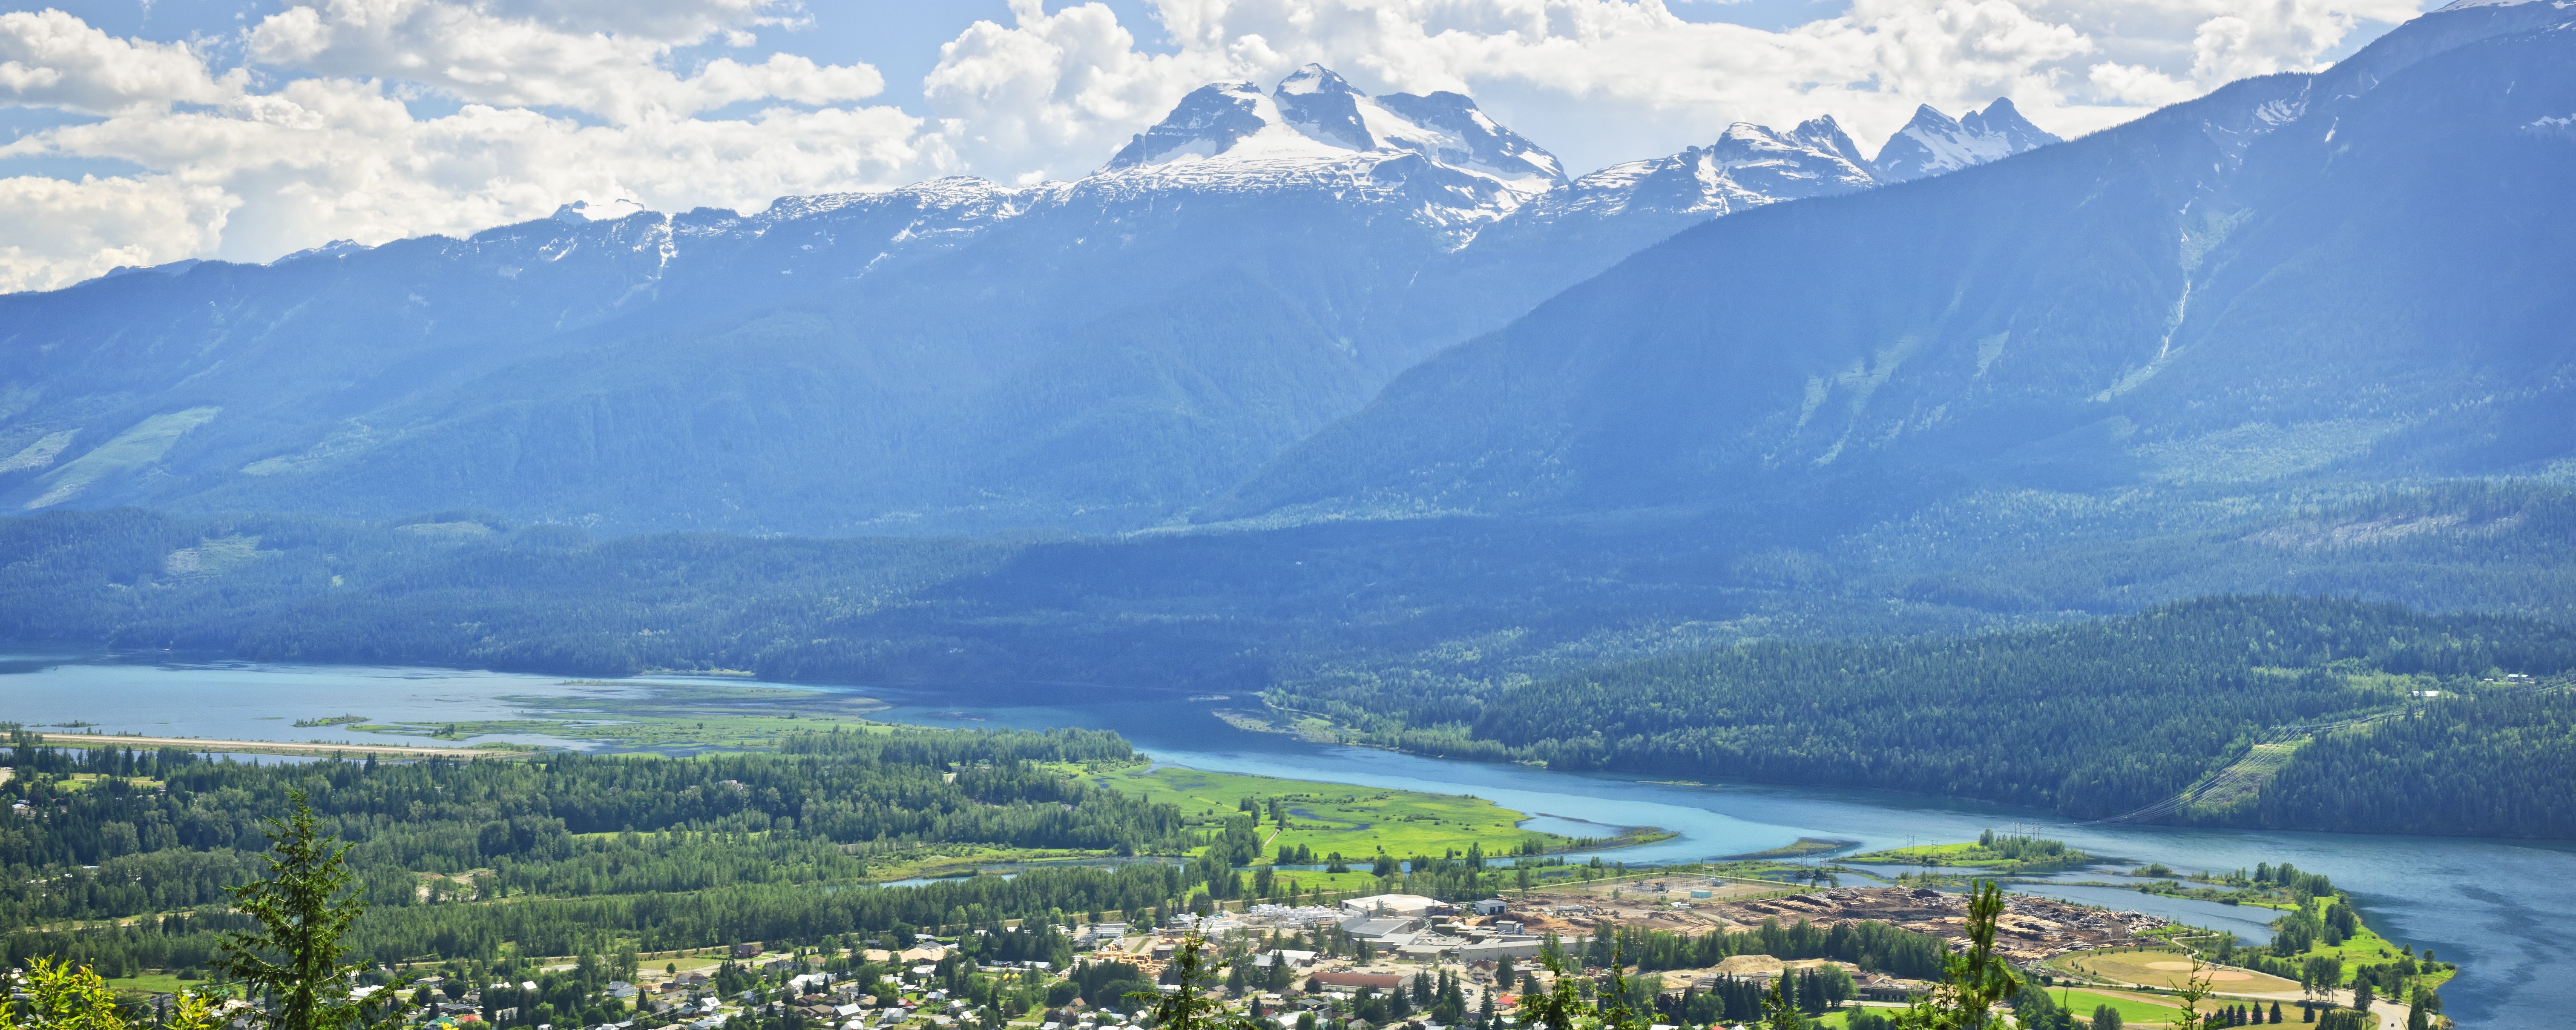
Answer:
[2053,987,2197,1026]
[2058,949,2299,993]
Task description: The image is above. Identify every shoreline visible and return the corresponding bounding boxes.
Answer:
[25,731,515,760]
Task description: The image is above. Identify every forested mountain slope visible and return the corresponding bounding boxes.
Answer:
[6,479,2572,700]
[1279,595,2576,834]
[1211,0,2576,523]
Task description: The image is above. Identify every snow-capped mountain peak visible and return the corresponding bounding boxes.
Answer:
[1871,98,2061,183]
[1102,65,1563,192]
[1514,116,1877,229]
[553,198,652,222]
[1781,115,1872,168]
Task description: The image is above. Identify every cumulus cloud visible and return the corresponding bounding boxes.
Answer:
[0,9,238,114]
[0,1,941,293]
[925,0,1236,185]
[0,173,236,291]
[4,75,943,276]
[2087,60,2203,106]
[242,0,886,123]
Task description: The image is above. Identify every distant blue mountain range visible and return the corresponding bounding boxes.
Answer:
[0,60,2053,535]
[7,0,2567,539]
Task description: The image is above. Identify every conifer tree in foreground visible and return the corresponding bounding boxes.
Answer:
[215,789,405,1030]
[1130,934,1258,1030]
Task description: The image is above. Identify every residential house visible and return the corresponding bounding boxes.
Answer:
[1307,972,1406,992]
[1252,950,1319,970]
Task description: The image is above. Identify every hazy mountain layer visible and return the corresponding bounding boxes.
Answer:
[1210,0,2576,523]
[0,66,2039,535]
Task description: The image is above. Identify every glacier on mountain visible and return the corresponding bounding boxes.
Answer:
[1107,65,1563,193]
[1519,117,1877,224]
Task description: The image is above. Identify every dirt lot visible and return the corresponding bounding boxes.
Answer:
[1505,884,2174,964]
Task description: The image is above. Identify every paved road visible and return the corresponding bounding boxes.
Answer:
[30,732,500,759]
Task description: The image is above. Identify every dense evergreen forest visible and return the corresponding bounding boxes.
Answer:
[1271,597,2576,833]
[0,726,1221,971]
[2228,688,2576,836]
[0,725,1966,1004]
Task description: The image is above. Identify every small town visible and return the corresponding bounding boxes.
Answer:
[290,876,2425,1030]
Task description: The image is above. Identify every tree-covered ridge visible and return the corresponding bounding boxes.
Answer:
[2220,687,2576,837]
[1289,597,2576,829]
[7,482,2576,697]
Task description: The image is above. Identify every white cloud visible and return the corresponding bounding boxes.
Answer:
[2179,0,2416,82]
[925,0,1236,186]
[5,75,944,273]
[244,0,883,123]
[0,9,238,114]
[0,173,235,291]
[0,3,941,293]
[2087,60,2202,106]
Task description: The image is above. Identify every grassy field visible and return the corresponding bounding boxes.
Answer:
[2051,949,2300,994]
[1849,841,1990,864]
[346,683,893,751]
[2186,741,2304,811]
[2050,987,2198,1026]
[1072,764,1581,877]
[102,970,194,994]
[2280,896,2456,993]
[1727,837,1856,859]
[858,844,1138,883]
[1845,838,2089,873]
[1814,1007,1906,1027]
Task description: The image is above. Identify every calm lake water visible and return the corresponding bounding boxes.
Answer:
[0,649,644,750]
[0,656,2562,1025]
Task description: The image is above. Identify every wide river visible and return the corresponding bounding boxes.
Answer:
[0,654,2563,1025]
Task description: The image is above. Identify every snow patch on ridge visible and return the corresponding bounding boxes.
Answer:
[553,198,650,222]
[1871,99,2061,184]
